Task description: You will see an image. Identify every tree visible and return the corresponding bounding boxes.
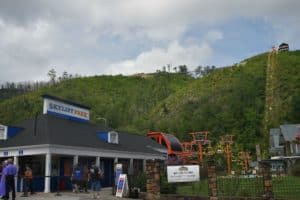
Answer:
[195,66,203,77]
[62,71,69,80]
[167,64,171,72]
[47,69,57,84]
[178,65,188,74]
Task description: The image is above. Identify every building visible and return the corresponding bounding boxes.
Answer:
[0,95,166,192]
[270,124,300,156]
[278,43,289,52]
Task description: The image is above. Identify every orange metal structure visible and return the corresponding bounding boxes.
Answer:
[220,135,234,175]
[147,131,183,156]
[181,131,210,165]
[147,131,211,165]
[239,151,251,172]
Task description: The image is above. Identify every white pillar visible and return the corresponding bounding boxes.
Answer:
[129,158,134,175]
[143,159,147,172]
[114,157,118,164]
[96,156,100,167]
[73,155,79,166]
[13,156,18,191]
[44,153,51,193]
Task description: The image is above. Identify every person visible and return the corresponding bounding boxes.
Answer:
[21,165,34,197]
[3,159,17,200]
[82,165,89,193]
[89,163,103,199]
[0,161,7,198]
[71,163,82,193]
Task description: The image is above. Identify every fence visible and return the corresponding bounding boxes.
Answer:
[207,159,300,200]
[272,175,300,200]
[217,176,264,199]
[144,159,300,200]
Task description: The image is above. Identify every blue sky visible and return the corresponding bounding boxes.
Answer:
[0,0,299,83]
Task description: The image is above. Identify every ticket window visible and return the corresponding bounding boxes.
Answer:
[19,155,45,178]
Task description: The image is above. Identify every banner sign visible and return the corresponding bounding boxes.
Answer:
[43,98,90,122]
[115,164,122,186]
[116,174,128,197]
[167,165,200,183]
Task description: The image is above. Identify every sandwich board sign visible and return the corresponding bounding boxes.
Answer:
[115,164,122,187]
[116,174,128,197]
[167,165,200,183]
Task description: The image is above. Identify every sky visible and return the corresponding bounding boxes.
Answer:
[0,0,299,84]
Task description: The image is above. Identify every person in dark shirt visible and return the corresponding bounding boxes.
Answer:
[88,163,103,199]
[21,165,34,197]
[3,159,17,200]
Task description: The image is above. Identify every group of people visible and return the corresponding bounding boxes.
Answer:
[0,160,103,199]
[71,162,103,199]
[0,159,34,200]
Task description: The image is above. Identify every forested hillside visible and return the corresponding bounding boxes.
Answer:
[0,50,299,152]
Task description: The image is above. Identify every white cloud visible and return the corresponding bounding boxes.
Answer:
[0,0,300,83]
[203,30,224,43]
[106,40,213,75]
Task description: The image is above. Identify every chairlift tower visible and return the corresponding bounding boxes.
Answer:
[264,46,277,137]
[238,151,251,172]
[182,131,210,165]
[192,131,210,165]
[220,135,234,175]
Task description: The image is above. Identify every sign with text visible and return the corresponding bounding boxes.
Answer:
[43,98,90,122]
[116,174,128,197]
[167,165,200,183]
[115,163,122,186]
[0,124,7,140]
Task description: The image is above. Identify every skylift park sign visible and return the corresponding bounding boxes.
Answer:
[167,165,200,183]
[43,97,90,122]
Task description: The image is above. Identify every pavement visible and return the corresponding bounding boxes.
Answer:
[7,187,141,200]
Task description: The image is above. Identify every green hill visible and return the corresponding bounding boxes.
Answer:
[0,50,300,152]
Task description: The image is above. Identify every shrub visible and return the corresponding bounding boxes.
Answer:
[160,174,177,194]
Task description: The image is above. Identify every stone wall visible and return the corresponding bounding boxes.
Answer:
[145,159,161,200]
[207,159,218,200]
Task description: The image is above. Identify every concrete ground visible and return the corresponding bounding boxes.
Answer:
[8,187,141,200]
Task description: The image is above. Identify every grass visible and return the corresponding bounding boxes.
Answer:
[176,180,208,196]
